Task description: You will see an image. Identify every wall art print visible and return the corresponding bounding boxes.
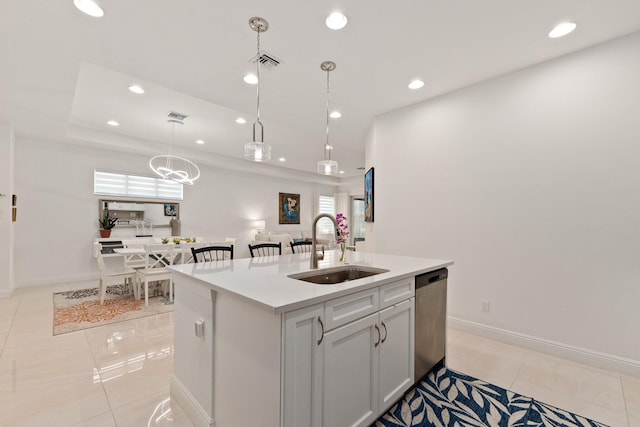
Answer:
[279,192,300,224]
[164,204,178,217]
[364,167,374,222]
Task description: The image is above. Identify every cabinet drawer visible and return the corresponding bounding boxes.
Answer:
[324,288,379,331]
[379,278,415,309]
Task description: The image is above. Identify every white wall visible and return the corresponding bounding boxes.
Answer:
[368,32,640,366]
[14,138,338,286]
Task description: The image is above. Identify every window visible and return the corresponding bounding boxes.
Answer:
[317,195,335,235]
[351,197,365,244]
[94,170,183,200]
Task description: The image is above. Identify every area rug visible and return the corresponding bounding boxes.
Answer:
[53,285,173,335]
[374,367,608,427]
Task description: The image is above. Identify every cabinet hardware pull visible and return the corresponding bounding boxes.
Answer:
[317,317,325,345]
[381,321,388,344]
[374,324,381,347]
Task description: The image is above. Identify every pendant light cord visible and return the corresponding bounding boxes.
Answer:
[325,68,331,161]
[253,26,264,143]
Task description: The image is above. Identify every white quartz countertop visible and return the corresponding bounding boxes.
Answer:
[170,250,453,314]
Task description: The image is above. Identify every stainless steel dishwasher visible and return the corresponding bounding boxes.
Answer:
[414,268,448,383]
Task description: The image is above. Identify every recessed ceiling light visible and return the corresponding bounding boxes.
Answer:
[128,85,144,94]
[326,12,348,30]
[330,111,342,119]
[73,0,104,17]
[196,139,205,145]
[107,120,119,127]
[408,79,424,90]
[235,117,247,124]
[243,74,258,85]
[549,22,577,38]
[339,170,345,174]
[279,157,286,162]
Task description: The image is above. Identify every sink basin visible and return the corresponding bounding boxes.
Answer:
[288,266,389,285]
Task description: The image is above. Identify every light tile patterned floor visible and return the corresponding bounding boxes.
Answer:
[0,281,637,426]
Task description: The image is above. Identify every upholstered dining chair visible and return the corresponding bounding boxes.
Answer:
[248,242,282,258]
[290,240,313,253]
[93,243,136,305]
[136,243,175,306]
[191,245,234,262]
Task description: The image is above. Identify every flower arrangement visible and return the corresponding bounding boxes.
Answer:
[162,237,196,244]
[336,213,350,243]
[99,209,118,230]
[336,213,349,262]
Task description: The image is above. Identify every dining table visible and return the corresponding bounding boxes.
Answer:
[113,241,234,265]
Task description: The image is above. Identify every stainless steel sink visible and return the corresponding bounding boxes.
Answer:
[288,266,389,285]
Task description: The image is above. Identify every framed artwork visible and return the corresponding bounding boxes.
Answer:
[279,192,300,224]
[164,204,178,217]
[364,167,374,222]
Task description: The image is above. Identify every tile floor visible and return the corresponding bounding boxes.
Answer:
[0,281,638,426]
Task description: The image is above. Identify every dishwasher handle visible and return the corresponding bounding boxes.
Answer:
[415,268,448,289]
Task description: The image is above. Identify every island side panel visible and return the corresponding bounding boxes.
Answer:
[213,290,282,427]
[171,273,216,426]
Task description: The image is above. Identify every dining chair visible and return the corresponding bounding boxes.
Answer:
[121,238,151,270]
[136,243,175,306]
[248,242,282,258]
[191,245,234,262]
[290,241,313,254]
[93,243,136,305]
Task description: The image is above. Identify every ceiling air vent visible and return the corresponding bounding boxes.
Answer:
[167,111,189,122]
[250,51,282,70]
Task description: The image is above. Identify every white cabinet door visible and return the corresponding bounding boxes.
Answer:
[323,313,379,427]
[283,304,324,427]
[378,298,415,412]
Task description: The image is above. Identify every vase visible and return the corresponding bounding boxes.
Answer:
[99,229,112,238]
[339,242,346,262]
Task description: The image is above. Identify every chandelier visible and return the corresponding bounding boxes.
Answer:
[317,61,339,175]
[244,17,271,162]
[149,118,201,185]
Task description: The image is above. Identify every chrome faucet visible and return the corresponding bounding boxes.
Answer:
[311,213,339,269]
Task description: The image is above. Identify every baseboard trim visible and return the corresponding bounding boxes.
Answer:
[16,273,97,288]
[448,316,640,377]
[0,288,15,299]
[170,375,214,427]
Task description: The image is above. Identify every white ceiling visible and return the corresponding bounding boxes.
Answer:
[2,0,640,178]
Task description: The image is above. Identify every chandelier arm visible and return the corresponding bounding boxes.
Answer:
[150,118,200,184]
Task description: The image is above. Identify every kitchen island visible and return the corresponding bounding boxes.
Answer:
[169,250,453,427]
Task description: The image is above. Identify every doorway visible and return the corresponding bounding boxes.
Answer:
[351,196,365,246]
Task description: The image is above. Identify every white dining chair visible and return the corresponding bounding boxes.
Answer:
[93,243,136,305]
[136,243,175,306]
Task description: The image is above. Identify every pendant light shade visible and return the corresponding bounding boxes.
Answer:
[317,150,338,175]
[245,17,272,162]
[150,118,201,185]
[317,61,339,175]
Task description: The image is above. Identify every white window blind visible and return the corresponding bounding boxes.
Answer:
[94,170,183,200]
[317,195,335,235]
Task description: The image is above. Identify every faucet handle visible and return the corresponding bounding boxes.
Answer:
[316,246,325,260]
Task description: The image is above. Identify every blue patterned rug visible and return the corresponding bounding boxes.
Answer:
[374,367,608,427]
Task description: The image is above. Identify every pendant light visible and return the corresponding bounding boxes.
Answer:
[317,61,339,175]
[149,118,201,185]
[244,17,271,162]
